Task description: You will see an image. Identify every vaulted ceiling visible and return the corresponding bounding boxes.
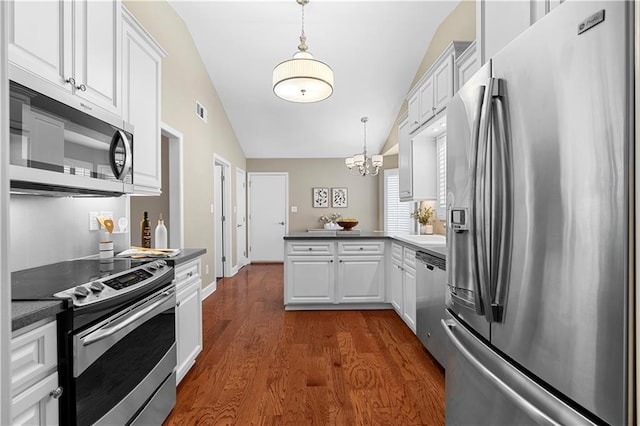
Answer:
[169,1,459,158]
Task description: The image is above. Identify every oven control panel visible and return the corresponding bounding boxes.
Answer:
[54,260,171,307]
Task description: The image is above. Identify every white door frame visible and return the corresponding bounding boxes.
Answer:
[214,154,232,278]
[162,122,184,248]
[248,172,289,263]
[235,167,247,271]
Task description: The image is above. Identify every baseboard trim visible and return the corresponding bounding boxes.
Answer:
[201,281,217,300]
[284,303,394,311]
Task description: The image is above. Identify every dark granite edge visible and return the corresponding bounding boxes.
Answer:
[12,300,65,332]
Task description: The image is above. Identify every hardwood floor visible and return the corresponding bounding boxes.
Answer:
[164,263,445,425]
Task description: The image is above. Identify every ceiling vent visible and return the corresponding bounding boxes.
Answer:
[196,101,208,123]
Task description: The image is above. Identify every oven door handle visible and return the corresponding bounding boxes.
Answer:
[82,289,174,347]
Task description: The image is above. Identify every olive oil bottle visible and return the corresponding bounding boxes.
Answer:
[141,211,151,248]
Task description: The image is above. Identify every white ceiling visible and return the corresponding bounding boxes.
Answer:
[168,1,459,159]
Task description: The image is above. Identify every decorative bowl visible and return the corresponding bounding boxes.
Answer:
[337,220,358,230]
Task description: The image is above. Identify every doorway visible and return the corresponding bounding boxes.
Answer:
[248,172,288,262]
[235,168,247,270]
[214,155,232,279]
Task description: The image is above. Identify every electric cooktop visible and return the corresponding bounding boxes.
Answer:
[11,258,152,301]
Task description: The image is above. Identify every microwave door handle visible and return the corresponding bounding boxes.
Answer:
[475,77,495,322]
[109,130,132,180]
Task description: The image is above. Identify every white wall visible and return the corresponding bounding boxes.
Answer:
[10,195,129,271]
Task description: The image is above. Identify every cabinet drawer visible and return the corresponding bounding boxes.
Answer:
[403,248,416,270]
[391,243,403,264]
[338,241,385,255]
[11,320,57,395]
[174,259,200,286]
[287,242,334,256]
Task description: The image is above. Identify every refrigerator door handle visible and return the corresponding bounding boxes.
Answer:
[467,84,488,316]
[441,318,592,425]
[489,85,511,322]
[475,78,495,322]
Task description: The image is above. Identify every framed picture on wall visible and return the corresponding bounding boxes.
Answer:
[313,187,329,208]
[332,187,348,208]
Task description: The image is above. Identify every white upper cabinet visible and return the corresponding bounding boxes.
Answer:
[406,41,470,134]
[456,42,478,88]
[73,0,121,116]
[8,0,122,121]
[122,7,166,194]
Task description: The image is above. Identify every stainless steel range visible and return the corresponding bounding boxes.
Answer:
[12,258,177,426]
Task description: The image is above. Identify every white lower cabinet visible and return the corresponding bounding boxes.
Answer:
[286,256,335,304]
[284,240,385,306]
[389,243,417,333]
[174,258,203,384]
[11,320,62,426]
[337,255,385,303]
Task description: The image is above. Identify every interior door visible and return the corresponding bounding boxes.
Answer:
[214,164,224,278]
[235,168,246,268]
[248,173,287,262]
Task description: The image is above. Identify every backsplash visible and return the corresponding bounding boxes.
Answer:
[10,195,129,271]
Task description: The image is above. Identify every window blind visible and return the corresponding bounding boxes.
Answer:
[384,169,414,235]
[436,133,447,219]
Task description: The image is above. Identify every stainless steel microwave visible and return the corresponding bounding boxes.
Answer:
[9,80,134,197]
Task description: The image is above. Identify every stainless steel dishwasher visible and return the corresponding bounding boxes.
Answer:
[415,250,447,368]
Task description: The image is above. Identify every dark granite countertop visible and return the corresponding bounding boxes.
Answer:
[284,233,446,260]
[11,300,65,332]
[11,248,207,332]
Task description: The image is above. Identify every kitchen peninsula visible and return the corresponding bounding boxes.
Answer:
[283,232,446,311]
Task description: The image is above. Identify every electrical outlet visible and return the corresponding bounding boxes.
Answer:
[89,212,99,230]
[291,206,298,213]
[205,264,209,275]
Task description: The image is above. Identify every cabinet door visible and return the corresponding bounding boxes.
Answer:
[398,119,413,200]
[403,267,417,333]
[73,0,121,116]
[285,256,335,304]
[456,43,478,89]
[337,256,385,303]
[11,372,60,426]
[418,78,435,125]
[122,10,163,194]
[389,261,403,315]
[433,54,454,114]
[7,1,72,92]
[176,279,203,384]
[407,94,420,134]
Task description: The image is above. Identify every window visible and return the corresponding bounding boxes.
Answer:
[436,133,447,219]
[384,168,415,235]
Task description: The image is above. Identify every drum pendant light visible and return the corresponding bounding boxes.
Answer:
[273,0,334,103]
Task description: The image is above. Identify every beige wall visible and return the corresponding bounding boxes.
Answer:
[125,1,246,285]
[380,0,476,155]
[247,159,380,232]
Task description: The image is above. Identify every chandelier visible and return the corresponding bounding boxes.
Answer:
[346,117,383,176]
[272,0,334,103]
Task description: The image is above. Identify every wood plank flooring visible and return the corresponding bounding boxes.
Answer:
[164,263,445,425]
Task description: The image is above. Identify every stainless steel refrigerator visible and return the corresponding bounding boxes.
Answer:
[444,1,633,425]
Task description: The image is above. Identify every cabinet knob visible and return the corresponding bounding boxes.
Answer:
[308,247,313,251]
[50,386,64,399]
[339,260,343,263]
[413,120,419,125]
[65,77,76,86]
[359,247,364,250]
[176,301,182,307]
[187,271,193,277]
[330,259,334,263]
[77,83,87,92]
